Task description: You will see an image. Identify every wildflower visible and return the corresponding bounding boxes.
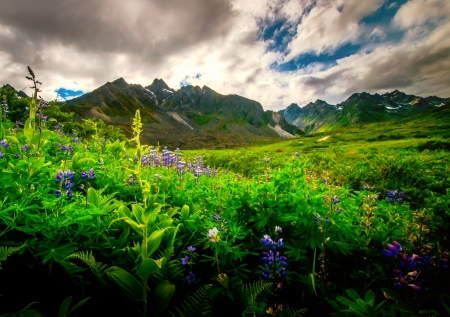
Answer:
[0,150,3,158]
[387,190,404,203]
[261,268,271,279]
[186,272,195,283]
[187,246,196,252]
[208,227,220,243]
[80,171,88,179]
[382,241,402,258]
[275,226,282,234]
[181,256,189,265]
[1,139,9,148]
[55,190,62,198]
[22,144,30,152]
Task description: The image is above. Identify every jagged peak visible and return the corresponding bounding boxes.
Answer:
[111,77,128,85]
[148,78,171,90]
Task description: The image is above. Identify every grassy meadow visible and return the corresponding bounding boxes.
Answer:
[0,75,449,317]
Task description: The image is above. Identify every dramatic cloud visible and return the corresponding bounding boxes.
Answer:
[0,0,449,110]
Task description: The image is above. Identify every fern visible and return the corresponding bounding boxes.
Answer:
[169,284,213,317]
[241,281,272,316]
[0,243,27,269]
[65,251,108,286]
[154,248,183,282]
[284,306,308,317]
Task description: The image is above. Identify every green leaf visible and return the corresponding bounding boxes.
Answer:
[132,204,145,224]
[87,188,99,208]
[67,297,90,316]
[346,289,362,302]
[136,258,163,280]
[116,227,130,249]
[364,290,375,307]
[327,300,342,312]
[152,280,176,316]
[24,117,34,142]
[105,266,143,301]
[180,204,189,220]
[58,296,72,317]
[145,229,165,259]
[336,296,356,308]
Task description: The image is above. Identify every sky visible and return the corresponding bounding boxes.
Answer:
[0,0,449,109]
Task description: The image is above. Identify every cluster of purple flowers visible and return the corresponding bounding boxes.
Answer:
[128,174,138,185]
[1,139,9,148]
[80,168,95,180]
[260,227,287,280]
[182,246,197,283]
[60,144,74,156]
[212,213,228,231]
[387,190,404,203]
[382,241,449,291]
[333,195,341,213]
[55,170,75,199]
[313,215,330,228]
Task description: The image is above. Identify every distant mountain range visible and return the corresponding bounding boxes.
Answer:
[279,90,449,132]
[63,78,301,148]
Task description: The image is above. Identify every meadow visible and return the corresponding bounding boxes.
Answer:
[0,71,449,317]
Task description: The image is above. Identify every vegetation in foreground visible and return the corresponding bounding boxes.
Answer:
[0,68,449,317]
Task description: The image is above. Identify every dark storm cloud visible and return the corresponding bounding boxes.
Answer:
[0,0,236,65]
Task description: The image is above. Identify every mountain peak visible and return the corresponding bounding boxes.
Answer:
[149,78,171,90]
[110,77,129,88]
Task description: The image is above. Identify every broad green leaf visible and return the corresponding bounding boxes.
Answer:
[132,204,145,224]
[67,297,90,316]
[152,280,175,316]
[116,227,130,249]
[137,258,163,280]
[24,117,34,142]
[105,266,143,301]
[381,288,400,302]
[145,229,165,259]
[58,296,72,317]
[327,300,342,312]
[364,290,375,307]
[87,188,99,208]
[180,205,189,220]
[336,296,356,308]
[346,289,362,302]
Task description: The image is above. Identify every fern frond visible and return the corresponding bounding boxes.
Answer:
[65,251,108,286]
[155,248,183,282]
[286,306,308,317]
[0,243,27,269]
[241,281,272,306]
[169,284,213,317]
[18,301,40,316]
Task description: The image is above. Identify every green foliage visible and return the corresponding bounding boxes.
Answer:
[0,242,27,269]
[169,284,213,317]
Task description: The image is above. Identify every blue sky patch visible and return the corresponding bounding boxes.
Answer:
[257,18,297,53]
[55,88,84,100]
[272,42,362,72]
[180,74,201,87]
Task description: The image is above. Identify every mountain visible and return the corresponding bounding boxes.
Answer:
[1,84,29,98]
[64,78,302,149]
[280,90,450,132]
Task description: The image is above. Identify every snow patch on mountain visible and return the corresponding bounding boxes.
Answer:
[268,124,294,138]
[168,112,194,130]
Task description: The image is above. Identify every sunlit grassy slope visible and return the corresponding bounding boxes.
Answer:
[187,103,450,164]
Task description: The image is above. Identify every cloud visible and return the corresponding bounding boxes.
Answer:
[0,0,449,111]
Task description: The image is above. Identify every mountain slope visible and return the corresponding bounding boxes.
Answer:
[64,78,302,148]
[281,90,449,132]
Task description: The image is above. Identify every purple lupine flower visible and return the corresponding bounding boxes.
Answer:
[187,246,196,253]
[207,227,220,243]
[55,171,64,184]
[88,168,95,180]
[1,139,9,148]
[382,241,402,258]
[261,268,270,279]
[181,256,189,265]
[80,171,88,179]
[387,189,404,203]
[55,190,62,198]
[22,144,30,152]
[0,150,3,158]
[186,272,195,283]
[275,226,282,234]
